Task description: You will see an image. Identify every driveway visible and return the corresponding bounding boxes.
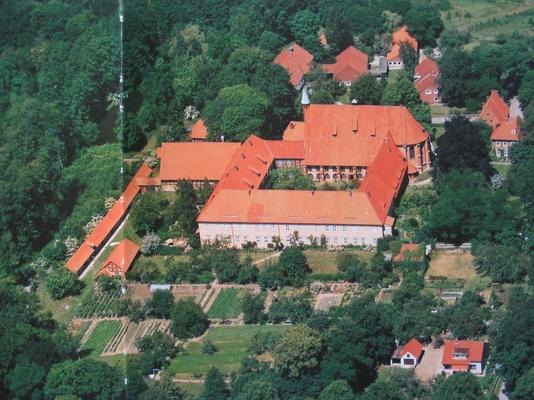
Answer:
[415,345,443,383]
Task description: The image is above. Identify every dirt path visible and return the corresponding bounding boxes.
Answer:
[252,251,281,266]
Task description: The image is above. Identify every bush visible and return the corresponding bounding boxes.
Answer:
[201,339,218,355]
[145,290,175,319]
[170,298,209,339]
[140,232,161,255]
[45,268,83,300]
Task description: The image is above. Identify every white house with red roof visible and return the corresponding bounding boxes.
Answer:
[480,90,522,159]
[387,26,418,70]
[391,339,424,368]
[441,340,486,375]
[414,58,441,104]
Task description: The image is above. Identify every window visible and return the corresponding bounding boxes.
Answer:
[333,237,338,244]
[332,225,337,231]
[243,235,248,241]
[344,237,348,244]
[353,237,357,244]
[264,236,268,243]
[409,146,415,159]
[235,235,240,242]
[343,225,347,232]
[425,89,432,95]
[373,238,377,245]
[285,224,290,231]
[255,236,260,242]
[434,89,439,94]
[326,225,329,231]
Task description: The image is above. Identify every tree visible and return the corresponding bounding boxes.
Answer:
[436,115,493,178]
[428,170,489,244]
[137,331,177,374]
[131,192,167,235]
[511,368,534,400]
[349,74,383,105]
[170,298,209,339]
[200,367,229,400]
[433,372,483,400]
[204,84,270,142]
[359,381,408,400]
[44,358,124,399]
[319,380,354,400]
[139,373,188,400]
[473,242,529,283]
[242,291,265,324]
[400,42,417,76]
[45,268,83,300]
[447,291,489,338]
[123,112,146,151]
[165,180,198,237]
[403,5,444,47]
[236,378,280,400]
[272,325,322,378]
[7,362,47,400]
[438,28,469,51]
[145,290,175,319]
[491,289,534,389]
[269,167,315,190]
[268,292,313,323]
[337,253,368,283]
[289,11,321,54]
[438,48,475,107]
[277,247,311,287]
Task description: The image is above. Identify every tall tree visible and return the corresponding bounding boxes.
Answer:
[433,373,483,400]
[349,74,384,105]
[200,367,230,400]
[436,115,493,178]
[403,5,444,47]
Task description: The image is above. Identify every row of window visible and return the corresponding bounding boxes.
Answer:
[203,234,378,246]
[204,224,380,234]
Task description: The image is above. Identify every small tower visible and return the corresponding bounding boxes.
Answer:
[301,85,311,119]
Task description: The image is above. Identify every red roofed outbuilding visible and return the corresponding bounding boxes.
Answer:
[97,239,140,278]
[442,340,486,375]
[481,90,509,127]
[190,119,208,141]
[274,43,314,88]
[391,339,424,368]
[414,58,441,104]
[322,46,369,86]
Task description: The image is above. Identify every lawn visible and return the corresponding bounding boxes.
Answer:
[167,325,290,375]
[207,288,250,319]
[493,162,511,177]
[304,250,373,275]
[36,285,80,325]
[426,250,478,281]
[82,320,122,356]
[443,0,534,42]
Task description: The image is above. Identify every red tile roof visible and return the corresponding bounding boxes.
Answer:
[393,243,421,262]
[198,189,384,225]
[415,59,440,104]
[480,90,509,127]
[274,43,314,87]
[97,239,140,278]
[387,26,418,61]
[359,135,407,222]
[190,119,208,140]
[158,142,241,182]
[65,164,152,274]
[393,338,423,359]
[283,121,305,141]
[491,117,521,142]
[442,340,485,367]
[302,105,428,166]
[322,46,368,82]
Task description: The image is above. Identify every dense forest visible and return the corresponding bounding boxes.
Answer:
[1,0,534,399]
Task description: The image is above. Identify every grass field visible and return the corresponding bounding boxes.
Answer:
[426,250,478,281]
[304,250,373,274]
[36,285,80,325]
[444,0,534,43]
[82,320,122,355]
[167,325,290,375]
[207,288,250,319]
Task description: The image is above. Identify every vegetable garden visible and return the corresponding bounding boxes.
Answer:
[207,288,250,319]
[82,320,122,355]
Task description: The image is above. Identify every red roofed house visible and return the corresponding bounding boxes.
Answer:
[414,58,441,104]
[387,26,418,70]
[480,91,522,159]
[322,46,369,86]
[442,340,486,375]
[391,339,424,368]
[97,239,140,278]
[190,119,208,142]
[274,43,314,88]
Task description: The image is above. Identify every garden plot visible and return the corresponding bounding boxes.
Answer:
[103,319,171,355]
[207,288,251,319]
[314,293,344,312]
[82,319,123,356]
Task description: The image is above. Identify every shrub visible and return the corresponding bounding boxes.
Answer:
[201,339,218,355]
[45,268,83,300]
[140,232,161,255]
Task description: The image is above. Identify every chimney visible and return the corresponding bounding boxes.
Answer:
[312,190,315,196]
[248,189,251,196]
[349,191,352,197]
[241,153,245,159]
